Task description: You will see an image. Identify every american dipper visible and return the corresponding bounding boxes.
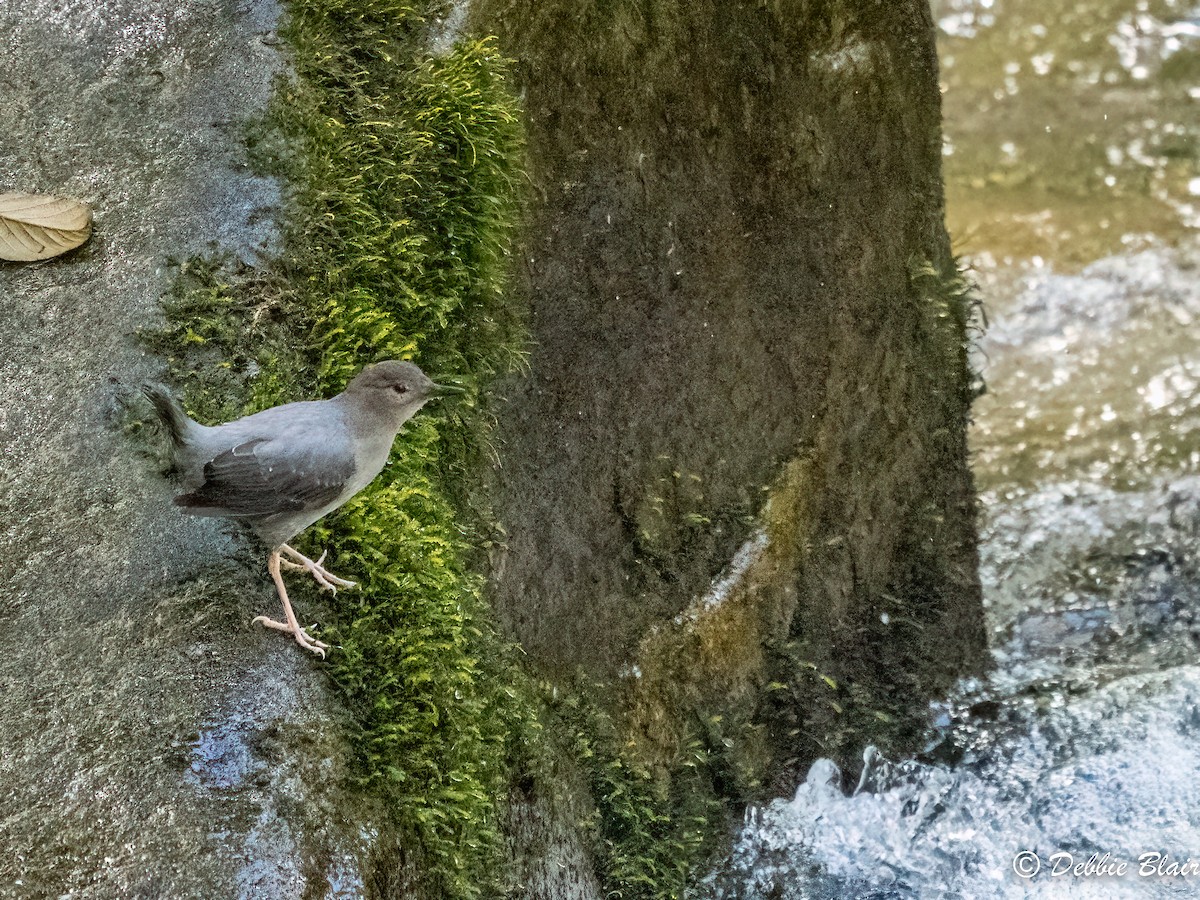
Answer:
[146,360,460,657]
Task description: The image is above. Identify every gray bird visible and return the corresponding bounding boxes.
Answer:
[146,360,461,657]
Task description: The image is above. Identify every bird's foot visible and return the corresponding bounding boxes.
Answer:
[279,546,357,593]
[252,615,330,658]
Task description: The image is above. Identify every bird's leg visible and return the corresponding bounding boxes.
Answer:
[278,543,357,593]
[252,549,331,657]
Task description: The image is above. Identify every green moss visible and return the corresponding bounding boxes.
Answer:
[145,1,984,894]
[143,0,750,893]
[543,682,727,900]
[146,2,535,897]
[907,255,985,410]
[144,256,319,424]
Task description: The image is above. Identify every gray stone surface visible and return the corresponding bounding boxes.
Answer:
[0,2,368,896]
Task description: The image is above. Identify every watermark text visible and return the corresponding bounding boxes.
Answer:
[1013,851,1200,880]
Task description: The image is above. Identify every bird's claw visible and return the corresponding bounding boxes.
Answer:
[279,546,357,593]
[252,615,330,657]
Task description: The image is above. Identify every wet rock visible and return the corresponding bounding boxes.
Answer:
[0,1,372,895]
[478,0,986,779]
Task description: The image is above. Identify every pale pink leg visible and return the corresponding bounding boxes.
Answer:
[252,549,331,657]
[278,543,356,593]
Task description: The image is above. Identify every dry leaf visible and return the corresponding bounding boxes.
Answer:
[0,192,92,262]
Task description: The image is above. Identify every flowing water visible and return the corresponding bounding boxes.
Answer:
[698,1,1200,897]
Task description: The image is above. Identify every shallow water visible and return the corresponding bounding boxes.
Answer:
[697,1,1200,896]
[940,0,1200,265]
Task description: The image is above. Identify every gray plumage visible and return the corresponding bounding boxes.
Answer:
[145,360,460,656]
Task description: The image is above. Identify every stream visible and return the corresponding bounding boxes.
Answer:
[696,1,1200,897]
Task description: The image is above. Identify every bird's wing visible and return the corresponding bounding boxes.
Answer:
[174,433,357,519]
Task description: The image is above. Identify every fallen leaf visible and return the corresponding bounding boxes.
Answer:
[0,192,92,262]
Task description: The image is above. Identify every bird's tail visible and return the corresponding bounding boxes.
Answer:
[142,384,195,448]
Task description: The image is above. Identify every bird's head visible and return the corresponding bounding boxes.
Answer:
[343,360,463,427]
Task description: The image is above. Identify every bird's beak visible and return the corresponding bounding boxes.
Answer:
[428,382,466,399]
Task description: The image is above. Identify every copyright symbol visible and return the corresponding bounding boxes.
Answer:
[1013,851,1041,878]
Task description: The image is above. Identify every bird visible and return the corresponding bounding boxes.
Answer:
[145,360,462,657]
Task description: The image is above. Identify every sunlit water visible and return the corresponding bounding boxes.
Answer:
[940,0,1200,265]
[696,1,1200,896]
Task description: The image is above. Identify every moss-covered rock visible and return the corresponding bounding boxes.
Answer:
[474,0,988,875]
[2,0,985,896]
[145,3,536,897]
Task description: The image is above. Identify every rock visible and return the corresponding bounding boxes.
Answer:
[0,1,372,895]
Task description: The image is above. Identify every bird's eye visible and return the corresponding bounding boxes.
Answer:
[392,385,407,394]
